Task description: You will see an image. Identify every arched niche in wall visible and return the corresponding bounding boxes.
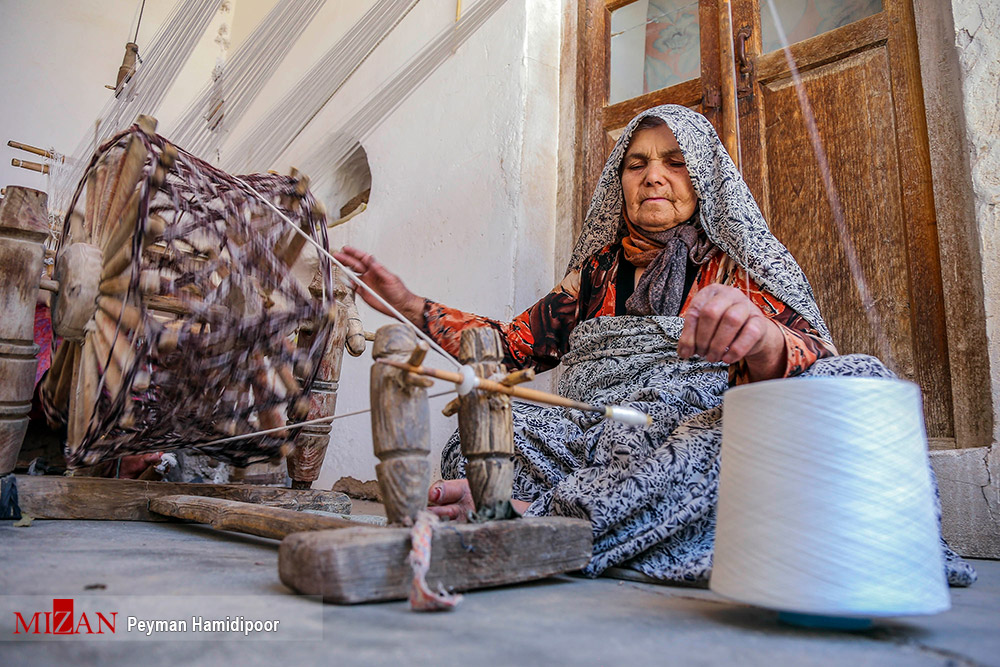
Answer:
[327,141,371,225]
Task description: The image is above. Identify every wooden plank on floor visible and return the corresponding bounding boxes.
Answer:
[150,494,355,540]
[15,474,351,521]
[279,516,592,604]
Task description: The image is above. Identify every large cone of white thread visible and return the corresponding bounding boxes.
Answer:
[710,377,950,617]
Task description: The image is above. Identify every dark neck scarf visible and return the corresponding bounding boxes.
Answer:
[622,207,715,317]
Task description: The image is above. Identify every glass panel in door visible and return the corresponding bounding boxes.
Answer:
[609,0,701,104]
[759,0,883,53]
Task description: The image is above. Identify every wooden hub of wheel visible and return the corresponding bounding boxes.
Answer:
[51,242,102,341]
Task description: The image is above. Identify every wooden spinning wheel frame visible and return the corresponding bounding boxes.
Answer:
[39,116,337,469]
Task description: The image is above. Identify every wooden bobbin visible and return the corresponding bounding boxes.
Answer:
[370,323,431,526]
[457,327,515,519]
[286,269,352,489]
[0,187,48,475]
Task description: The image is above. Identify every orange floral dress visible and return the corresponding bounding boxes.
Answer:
[422,243,836,384]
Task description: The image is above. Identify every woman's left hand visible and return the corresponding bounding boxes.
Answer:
[677,284,786,381]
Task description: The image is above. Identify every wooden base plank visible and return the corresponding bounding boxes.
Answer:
[279,517,592,604]
[150,494,354,540]
[15,475,351,521]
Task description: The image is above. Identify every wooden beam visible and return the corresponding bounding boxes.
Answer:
[754,13,887,83]
[15,475,351,521]
[718,0,741,168]
[601,78,703,131]
[149,495,354,540]
[279,516,593,604]
[371,325,431,525]
[458,328,515,517]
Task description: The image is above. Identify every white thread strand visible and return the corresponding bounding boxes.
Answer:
[48,0,222,214]
[169,0,327,160]
[297,0,510,194]
[711,377,949,617]
[185,389,457,449]
[223,0,421,173]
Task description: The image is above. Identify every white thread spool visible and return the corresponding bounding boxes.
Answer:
[710,377,949,627]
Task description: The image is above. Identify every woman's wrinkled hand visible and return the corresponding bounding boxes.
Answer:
[677,284,786,380]
[332,246,426,326]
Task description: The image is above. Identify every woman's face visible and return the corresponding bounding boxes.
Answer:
[621,123,698,233]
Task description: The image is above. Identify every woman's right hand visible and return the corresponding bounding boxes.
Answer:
[333,246,426,327]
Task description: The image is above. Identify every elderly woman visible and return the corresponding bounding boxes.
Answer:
[336,104,975,587]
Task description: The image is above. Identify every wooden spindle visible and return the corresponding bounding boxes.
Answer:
[0,187,48,475]
[370,323,431,525]
[501,368,535,387]
[114,42,139,91]
[10,158,48,174]
[7,140,64,161]
[457,327,515,519]
[342,288,367,357]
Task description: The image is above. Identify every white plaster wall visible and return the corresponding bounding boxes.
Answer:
[951,1,1000,445]
[310,0,563,488]
[1,0,564,489]
[0,0,164,190]
[0,0,244,191]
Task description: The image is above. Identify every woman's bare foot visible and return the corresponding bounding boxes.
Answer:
[427,479,475,521]
[428,478,531,520]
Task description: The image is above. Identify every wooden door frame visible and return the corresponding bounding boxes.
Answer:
[571,0,992,448]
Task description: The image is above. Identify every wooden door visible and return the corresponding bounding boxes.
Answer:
[731,0,959,440]
[576,0,990,446]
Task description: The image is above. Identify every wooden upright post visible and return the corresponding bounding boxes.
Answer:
[0,187,48,476]
[370,324,431,525]
[286,269,352,488]
[458,327,515,519]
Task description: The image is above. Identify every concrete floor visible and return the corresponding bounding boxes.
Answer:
[2,514,998,666]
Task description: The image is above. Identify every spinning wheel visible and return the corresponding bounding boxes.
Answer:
[39,116,335,468]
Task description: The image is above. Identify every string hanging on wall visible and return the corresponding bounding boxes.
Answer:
[49,0,224,215]
[168,0,327,162]
[298,0,510,197]
[223,0,422,175]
